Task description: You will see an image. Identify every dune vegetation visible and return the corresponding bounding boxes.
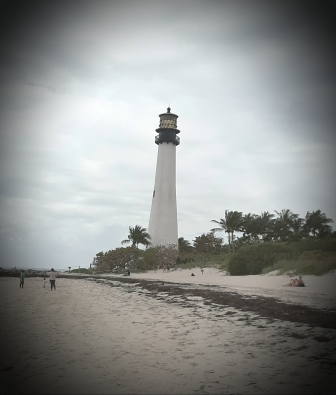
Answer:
[92,209,336,276]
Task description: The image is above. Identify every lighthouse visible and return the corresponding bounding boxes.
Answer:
[148,107,180,248]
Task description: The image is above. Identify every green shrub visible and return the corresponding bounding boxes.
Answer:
[266,255,336,276]
[231,239,336,276]
[70,268,93,274]
[228,255,249,275]
[287,238,336,254]
[138,248,158,270]
[299,250,335,261]
[228,242,297,275]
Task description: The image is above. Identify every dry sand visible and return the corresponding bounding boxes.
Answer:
[1,271,335,394]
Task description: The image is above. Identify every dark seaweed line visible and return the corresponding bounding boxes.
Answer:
[85,275,336,330]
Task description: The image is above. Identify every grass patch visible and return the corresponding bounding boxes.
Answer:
[262,254,336,276]
[228,239,336,276]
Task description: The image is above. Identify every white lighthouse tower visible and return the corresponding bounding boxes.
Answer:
[148,107,180,248]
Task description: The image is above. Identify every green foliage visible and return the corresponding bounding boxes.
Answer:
[231,242,296,272]
[93,246,140,271]
[304,210,334,238]
[272,209,304,242]
[156,244,179,268]
[296,237,336,253]
[227,238,336,275]
[93,244,179,272]
[138,247,158,270]
[227,243,284,275]
[227,256,249,276]
[193,232,223,254]
[262,254,336,276]
[216,253,231,271]
[218,208,334,248]
[176,250,196,265]
[178,237,193,253]
[121,225,151,248]
[211,210,244,253]
[70,268,93,274]
[240,211,275,243]
[300,250,335,261]
[90,209,334,276]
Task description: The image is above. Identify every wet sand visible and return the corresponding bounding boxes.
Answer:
[1,273,335,394]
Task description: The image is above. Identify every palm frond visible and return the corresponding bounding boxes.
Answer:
[210,227,225,232]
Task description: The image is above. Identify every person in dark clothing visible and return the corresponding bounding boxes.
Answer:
[19,270,25,288]
[49,268,57,290]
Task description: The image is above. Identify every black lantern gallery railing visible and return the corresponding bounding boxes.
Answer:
[155,135,180,146]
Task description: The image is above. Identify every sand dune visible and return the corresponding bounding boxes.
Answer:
[1,272,335,394]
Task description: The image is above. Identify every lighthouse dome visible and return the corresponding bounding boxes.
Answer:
[159,107,178,129]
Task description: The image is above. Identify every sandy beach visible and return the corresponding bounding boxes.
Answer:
[109,267,336,310]
[1,270,335,394]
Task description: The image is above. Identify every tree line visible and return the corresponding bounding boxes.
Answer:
[210,209,334,253]
[92,209,334,272]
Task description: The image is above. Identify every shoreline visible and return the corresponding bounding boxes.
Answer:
[3,268,335,329]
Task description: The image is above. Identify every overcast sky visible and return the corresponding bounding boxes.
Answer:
[0,1,335,270]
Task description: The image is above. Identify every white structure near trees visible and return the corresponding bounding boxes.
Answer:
[148,107,180,248]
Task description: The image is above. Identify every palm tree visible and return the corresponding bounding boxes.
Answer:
[241,213,259,243]
[211,217,230,250]
[211,210,244,253]
[258,211,275,241]
[304,210,334,239]
[274,209,303,242]
[121,225,152,248]
[178,237,193,252]
[290,217,305,241]
[240,212,275,243]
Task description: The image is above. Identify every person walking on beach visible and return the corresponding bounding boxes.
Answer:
[19,270,25,288]
[49,268,57,290]
[43,278,46,288]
